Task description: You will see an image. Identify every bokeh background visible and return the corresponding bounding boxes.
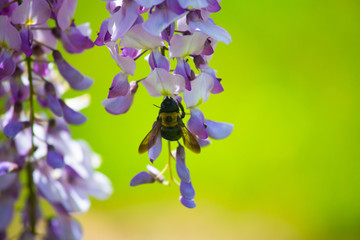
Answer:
[62,0,360,239]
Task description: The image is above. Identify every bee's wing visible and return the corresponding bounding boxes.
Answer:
[178,119,201,154]
[138,120,162,154]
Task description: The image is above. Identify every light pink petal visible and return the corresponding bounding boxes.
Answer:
[142,68,185,97]
[11,0,51,26]
[204,119,233,140]
[102,81,138,115]
[169,32,208,58]
[187,108,207,139]
[120,23,163,49]
[106,42,136,75]
[183,72,214,108]
[32,23,57,53]
[178,0,208,8]
[188,17,231,45]
[143,5,187,36]
[148,133,162,162]
[57,0,77,31]
[0,16,21,51]
[108,0,139,41]
[134,0,164,8]
[108,72,130,98]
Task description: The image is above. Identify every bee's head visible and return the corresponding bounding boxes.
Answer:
[160,97,179,113]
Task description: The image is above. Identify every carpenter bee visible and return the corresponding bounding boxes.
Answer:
[138,97,201,154]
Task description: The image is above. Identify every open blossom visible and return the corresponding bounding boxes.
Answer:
[97,0,233,208]
[0,0,112,238]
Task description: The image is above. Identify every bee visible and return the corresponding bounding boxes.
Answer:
[138,96,201,154]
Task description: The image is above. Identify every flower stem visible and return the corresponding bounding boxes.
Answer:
[167,141,180,186]
[0,0,17,11]
[26,57,37,235]
[134,49,148,61]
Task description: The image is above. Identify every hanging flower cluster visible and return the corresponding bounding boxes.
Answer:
[97,0,233,208]
[0,0,112,239]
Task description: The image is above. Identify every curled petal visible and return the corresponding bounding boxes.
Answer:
[53,50,94,90]
[161,22,175,43]
[174,58,193,91]
[180,196,196,208]
[0,16,21,51]
[46,215,83,240]
[206,0,221,12]
[180,181,195,199]
[130,171,155,186]
[120,23,163,49]
[106,42,136,75]
[148,48,170,71]
[120,47,141,59]
[94,19,111,46]
[46,145,65,169]
[202,67,223,94]
[59,100,87,125]
[134,0,164,8]
[175,145,190,183]
[20,28,33,57]
[4,121,30,138]
[183,72,214,108]
[47,95,63,117]
[108,72,130,98]
[102,81,138,115]
[169,32,208,58]
[11,0,51,26]
[143,5,187,36]
[187,108,207,139]
[57,0,77,31]
[108,0,139,41]
[148,133,162,163]
[142,68,185,97]
[0,162,19,176]
[61,23,94,54]
[178,0,208,8]
[188,14,231,45]
[204,119,233,140]
[0,51,16,80]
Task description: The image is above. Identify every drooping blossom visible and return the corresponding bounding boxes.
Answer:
[97,0,233,208]
[0,0,112,238]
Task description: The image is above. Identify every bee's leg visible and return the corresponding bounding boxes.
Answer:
[177,100,185,119]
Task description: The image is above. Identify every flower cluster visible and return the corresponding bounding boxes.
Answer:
[97,0,233,208]
[0,0,112,238]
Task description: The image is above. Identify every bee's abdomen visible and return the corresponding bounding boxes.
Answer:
[161,127,182,141]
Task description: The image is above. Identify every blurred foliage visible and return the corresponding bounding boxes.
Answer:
[57,0,360,239]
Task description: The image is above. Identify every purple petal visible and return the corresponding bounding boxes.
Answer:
[183,72,214,108]
[57,0,77,30]
[94,19,111,46]
[146,165,165,182]
[161,22,175,42]
[0,51,16,80]
[20,28,33,57]
[61,23,94,54]
[130,171,155,186]
[206,0,221,12]
[4,121,30,138]
[142,68,185,97]
[102,81,138,115]
[108,1,139,41]
[143,5,187,36]
[134,0,164,8]
[0,162,19,176]
[169,32,208,58]
[175,145,190,183]
[178,0,208,8]
[120,23,163,49]
[10,69,30,102]
[11,0,51,26]
[180,181,195,199]
[106,42,136,75]
[120,47,141,59]
[53,50,94,90]
[188,16,231,44]
[202,39,214,55]
[0,16,21,51]
[0,196,15,230]
[180,196,196,208]
[47,95,63,117]
[204,119,233,140]
[201,67,223,94]
[148,48,170,71]
[46,145,65,168]
[108,73,130,98]
[197,137,211,147]
[187,108,208,139]
[174,58,192,91]
[47,215,83,240]
[148,133,162,162]
[166,0,185,15]
[60,100,87,125]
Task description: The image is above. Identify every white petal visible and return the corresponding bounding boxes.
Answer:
[120,23,163,49]
[183,72,214,108]
[169,32,208,58]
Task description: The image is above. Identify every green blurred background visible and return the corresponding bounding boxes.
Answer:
[64,0,360,239]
